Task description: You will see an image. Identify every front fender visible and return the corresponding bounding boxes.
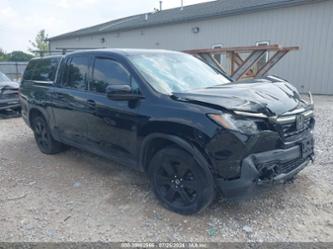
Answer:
[140,133,213,178]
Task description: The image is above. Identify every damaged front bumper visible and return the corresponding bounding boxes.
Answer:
[0,98,20,111]
[217,136,314,197]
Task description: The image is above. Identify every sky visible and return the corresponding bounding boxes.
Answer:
[0,0,214,53]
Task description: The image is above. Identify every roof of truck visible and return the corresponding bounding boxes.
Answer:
[30,55,62,61]
[65,48,182,56]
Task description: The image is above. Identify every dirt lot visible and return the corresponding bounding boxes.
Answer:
[0,96,333,242]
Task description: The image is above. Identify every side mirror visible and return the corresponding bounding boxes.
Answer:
[106,84,142,101]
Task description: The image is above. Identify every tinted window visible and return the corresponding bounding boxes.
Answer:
[90,58,131,93]
[48,58,60,81]
[23,60,38,81]
[63,56,90,90]
[32,58,60,81]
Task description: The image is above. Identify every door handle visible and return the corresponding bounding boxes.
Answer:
[86,99,96,108]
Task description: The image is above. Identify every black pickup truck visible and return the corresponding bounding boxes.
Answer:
[20,49,315,214]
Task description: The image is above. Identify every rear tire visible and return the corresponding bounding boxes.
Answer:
[32,115,66,154]
[149,146,215,215]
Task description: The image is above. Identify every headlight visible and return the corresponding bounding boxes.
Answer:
[208,113,259,134]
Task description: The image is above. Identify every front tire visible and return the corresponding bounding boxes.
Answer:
[149,146,215,215]
[32,115,65,154]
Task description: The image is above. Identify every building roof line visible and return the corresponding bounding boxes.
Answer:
[49,0,327,41]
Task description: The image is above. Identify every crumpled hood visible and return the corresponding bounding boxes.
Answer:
[172,78,309,116]
[0,81,19,89]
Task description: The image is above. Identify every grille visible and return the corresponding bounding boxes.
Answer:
[0,93,18,99]
[257,157,307,180]
[0,90,19,99]
[278,117,313,139]
[275,158,306,174]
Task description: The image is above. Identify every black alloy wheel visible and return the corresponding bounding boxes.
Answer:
[149,146,215,214]
[32,115,65,154]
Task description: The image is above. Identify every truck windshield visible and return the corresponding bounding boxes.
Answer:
[129,52,230,94]
[0,72,11,82]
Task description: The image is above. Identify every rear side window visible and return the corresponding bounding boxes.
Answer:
[33,58,60,81]
[90,58,131,93]
[23,58,60,81]
[23,60,38,81]
[62,56,90,90]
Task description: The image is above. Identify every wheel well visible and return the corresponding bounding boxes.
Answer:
[29,108,44,126]
[142,136,215,175]
[142,138,176,172]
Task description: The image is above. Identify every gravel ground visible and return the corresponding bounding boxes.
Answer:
[0,95,332,242]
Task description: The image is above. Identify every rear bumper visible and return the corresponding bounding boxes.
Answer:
[216,140,314,197]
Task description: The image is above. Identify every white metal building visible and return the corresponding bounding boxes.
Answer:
[48,0,333,94]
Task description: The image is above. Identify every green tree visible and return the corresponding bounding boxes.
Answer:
[0,49,33,62]
[0,48,9,61]
[7,51,34,61]
[29,30,49,56]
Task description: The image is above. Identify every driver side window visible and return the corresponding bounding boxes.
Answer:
[90,57,138,94]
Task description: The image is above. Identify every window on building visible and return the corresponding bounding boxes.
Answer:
[62,56,90,90]
[90,57,138,94]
